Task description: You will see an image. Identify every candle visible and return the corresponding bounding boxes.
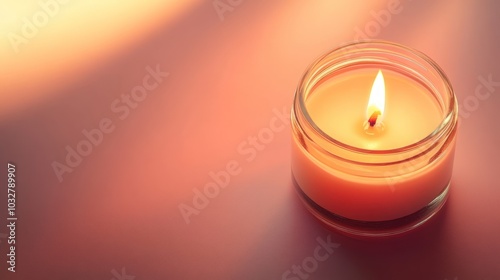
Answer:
[291,41,458,237]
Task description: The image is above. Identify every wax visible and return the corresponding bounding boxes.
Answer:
[307,70,442,150]
[292,134,455,221]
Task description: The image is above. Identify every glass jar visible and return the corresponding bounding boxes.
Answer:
[291,40,458,237]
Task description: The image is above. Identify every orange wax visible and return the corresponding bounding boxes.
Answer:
[291,136,456,221]
[307,70,442,150]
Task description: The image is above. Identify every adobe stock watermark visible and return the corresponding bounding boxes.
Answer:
[51,64,169,183]
[111,267,135,280]
[353,0,406,42]
[7,0,72,54]
[383,144,427,192]
[178,106,290,224]
[458,74,500,128]
[382,74,499,191]
[281,235,340,280]
[212,0,243,21]
[335,0,409,56]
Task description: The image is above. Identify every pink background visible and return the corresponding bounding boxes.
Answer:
[1,1,499,279]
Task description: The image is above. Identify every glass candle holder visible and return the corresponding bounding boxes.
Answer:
[291,41,458,237]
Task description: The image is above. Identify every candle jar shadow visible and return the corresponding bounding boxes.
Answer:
[285,179,453,278]
[337,200,452,278]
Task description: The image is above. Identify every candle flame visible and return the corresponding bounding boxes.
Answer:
[366,70,385,127]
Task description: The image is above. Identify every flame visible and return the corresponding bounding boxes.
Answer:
[366,70,385,126]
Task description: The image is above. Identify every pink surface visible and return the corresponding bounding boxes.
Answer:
[1,1,499,279]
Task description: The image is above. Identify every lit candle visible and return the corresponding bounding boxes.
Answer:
[291,41,458,237]
[308,69,443,150]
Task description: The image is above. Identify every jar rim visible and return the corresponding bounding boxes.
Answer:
[294,40,458,154]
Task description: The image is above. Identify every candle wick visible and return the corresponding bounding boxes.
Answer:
[368,110,381,127]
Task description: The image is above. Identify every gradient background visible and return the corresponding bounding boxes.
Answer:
[0,0,499,279]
